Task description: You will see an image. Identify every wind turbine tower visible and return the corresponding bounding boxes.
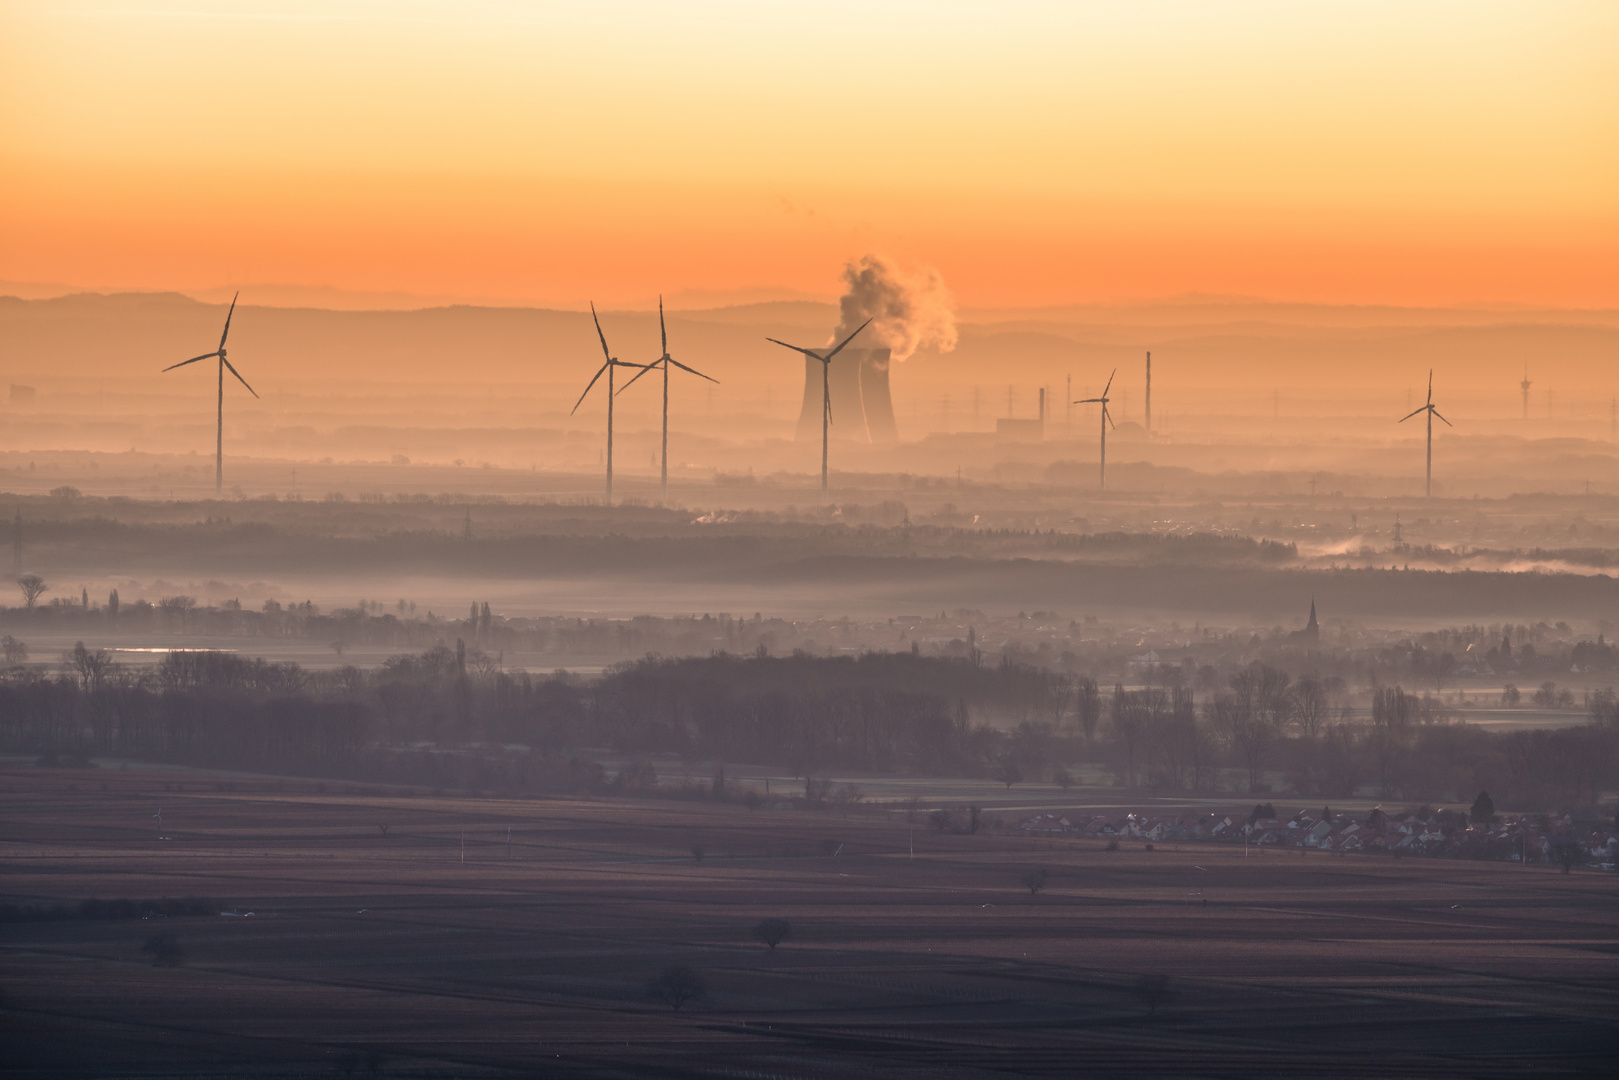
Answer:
[766,320,871,491]
[571,304,649,505]
[617,298,716,503]
[1520,366,1532,420]
[1073,369,1116,491]
[1144,351,1152,437]
[1399,369,1451,499]
[163,292,257,494]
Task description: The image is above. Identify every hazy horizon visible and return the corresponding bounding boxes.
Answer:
[3,6,1615,1077]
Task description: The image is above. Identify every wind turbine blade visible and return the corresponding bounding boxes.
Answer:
[1432,409,1453,427]
[766,337,822,360]
[570,362,610,415]
[669,358,718,384]
[1102,368,1116,396]
[1074,397,1102,404]
[589,302,613,364]
[221,356,259,398]
[659,295,667,356]
[822,318,872,362]
[1398,406,1426,423]
[1104,406,1115,429]
[1427,369,1434,404]
[218,291,238,350]
[164,351,220,371]
[616,360,658,394]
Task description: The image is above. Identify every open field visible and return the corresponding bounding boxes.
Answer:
[3,765,1615,1078]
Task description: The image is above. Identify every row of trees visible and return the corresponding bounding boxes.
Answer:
[1,583,807,660]
[0,648,1612,811]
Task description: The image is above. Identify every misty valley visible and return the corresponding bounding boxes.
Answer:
[6,26,1619,1069]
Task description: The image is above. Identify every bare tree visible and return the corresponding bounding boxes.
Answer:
[159,595,196,632]
[16,574,46,609]
[1212,664,1291,793]
[1048,673,1075,727]
[1111,684,1145,787]
[1135,972,1174,1018]
[645,965,706,1010]
[1233,662,1293,729]
[1153,686,1201,791]
[1,635,27,665]
[1590,689,1619,727]
[1369,685,1412,798]
[67,641,114,691]
[1320,722,1367,798]
[752,918,791,950]
[1076,677,1101,742]
[1020,867,1049,894]
[1290,676,1333,739]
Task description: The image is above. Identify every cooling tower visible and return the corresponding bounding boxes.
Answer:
[858,349,899,443]
[794,347,898,443]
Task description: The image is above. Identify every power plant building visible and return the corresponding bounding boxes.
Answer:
[795,347,899,444]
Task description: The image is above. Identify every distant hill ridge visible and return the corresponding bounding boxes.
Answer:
[2,289,1616,392]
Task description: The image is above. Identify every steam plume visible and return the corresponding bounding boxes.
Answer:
[832,254,957,361]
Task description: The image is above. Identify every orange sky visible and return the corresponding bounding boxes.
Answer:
[3,1,1616,308]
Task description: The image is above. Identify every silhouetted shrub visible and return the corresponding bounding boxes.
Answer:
[753,918,791,950]
[645,965,705,1010]
[1135,972,1174,1017]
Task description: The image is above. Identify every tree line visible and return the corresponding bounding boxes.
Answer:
[1,646,1612,811]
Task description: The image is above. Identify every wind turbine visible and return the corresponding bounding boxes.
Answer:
[571,303,649,505]
[163,292,257,494]
[1399,369,1451,499]
[1074,369,1116,491]
[1519,365,1532,420]
[766,319,871,491]
[616,297,717,503]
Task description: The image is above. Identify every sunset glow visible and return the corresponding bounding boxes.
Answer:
[4,0,1615,306]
